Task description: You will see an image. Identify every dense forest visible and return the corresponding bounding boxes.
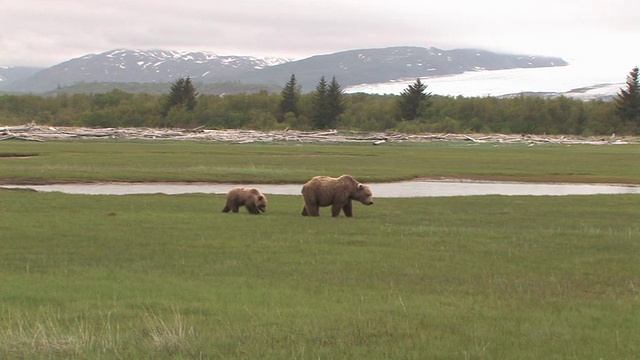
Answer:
[1,71,638,136]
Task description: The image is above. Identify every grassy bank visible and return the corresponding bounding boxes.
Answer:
[1,189,639,358]
[1,140,640,184]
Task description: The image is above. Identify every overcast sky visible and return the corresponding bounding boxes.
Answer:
[2,0,638,68]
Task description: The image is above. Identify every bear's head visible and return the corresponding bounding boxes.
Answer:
[255,194,268,212]
[353,183,374,206]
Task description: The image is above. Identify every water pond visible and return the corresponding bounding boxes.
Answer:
[3,180,640,197]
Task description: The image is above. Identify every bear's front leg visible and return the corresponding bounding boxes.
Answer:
[342,200,353,217]
[246,204,260,214]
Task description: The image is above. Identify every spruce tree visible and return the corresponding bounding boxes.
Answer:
[615,66,640,124]
[326,76,346,129]
[398,78,432,120]
[163,76,198,116]
[311,76,331,129]
[279,74,300,117]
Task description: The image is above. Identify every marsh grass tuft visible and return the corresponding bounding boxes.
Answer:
[142,306,193,355]
[0,310,119,359]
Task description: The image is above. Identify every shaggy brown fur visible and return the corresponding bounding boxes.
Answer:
[301,174,373,217]
[222,187,268,215]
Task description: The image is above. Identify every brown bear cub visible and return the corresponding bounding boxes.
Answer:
[301,174,373,217]
[222,187,268,214]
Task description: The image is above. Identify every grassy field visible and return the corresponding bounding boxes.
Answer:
[1,189,639,359]
[1,139,639,358]
[1,140,640,184]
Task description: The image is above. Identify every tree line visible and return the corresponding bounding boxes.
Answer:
[1,67,638,135]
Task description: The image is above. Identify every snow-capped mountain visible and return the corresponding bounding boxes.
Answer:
[4,49,290,93]
[1,46,567,94]
[232,46,567,92]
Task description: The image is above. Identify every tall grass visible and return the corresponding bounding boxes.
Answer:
[1,189,638,358]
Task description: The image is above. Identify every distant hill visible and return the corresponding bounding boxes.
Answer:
[231,47,567,92]
[0,47,567,94]
[0,66,43,90]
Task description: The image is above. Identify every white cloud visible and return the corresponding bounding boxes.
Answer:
[1,0,639,67]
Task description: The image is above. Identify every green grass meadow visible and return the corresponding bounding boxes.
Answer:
[1,140,640,184]
[1,140,639,358]
[1,190,639,359]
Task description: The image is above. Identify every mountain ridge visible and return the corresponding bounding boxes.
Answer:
[0,46,567,94]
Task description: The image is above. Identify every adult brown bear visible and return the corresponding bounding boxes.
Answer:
[301,175,373,217]
[222,187,268,214]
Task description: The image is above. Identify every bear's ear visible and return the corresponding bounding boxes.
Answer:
[258,195,264,201]
[358,184,364,190]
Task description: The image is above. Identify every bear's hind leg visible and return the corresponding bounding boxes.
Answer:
[306,205,320,217]
[331,203,344,217]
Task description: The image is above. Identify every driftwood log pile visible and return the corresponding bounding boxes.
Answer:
[1,123,637,145]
